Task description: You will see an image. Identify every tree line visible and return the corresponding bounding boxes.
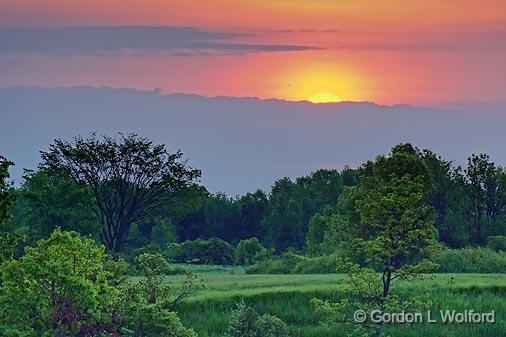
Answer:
[1,134,505,259]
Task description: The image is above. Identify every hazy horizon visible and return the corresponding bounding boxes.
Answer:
[2,85,506,195]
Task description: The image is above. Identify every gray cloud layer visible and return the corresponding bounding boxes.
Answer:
[0,26,318,54]
[1,86,506,195]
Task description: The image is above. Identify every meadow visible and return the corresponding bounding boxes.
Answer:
[169,268,506,337]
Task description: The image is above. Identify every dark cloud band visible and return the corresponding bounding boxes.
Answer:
[0,26,318,54]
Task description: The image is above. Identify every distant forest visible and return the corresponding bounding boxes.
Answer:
[2,133,505,258]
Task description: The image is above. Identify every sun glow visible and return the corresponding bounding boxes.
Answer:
[309,92,341,103]
[276,62,366,102]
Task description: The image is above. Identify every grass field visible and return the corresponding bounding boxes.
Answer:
[166,267,506,337]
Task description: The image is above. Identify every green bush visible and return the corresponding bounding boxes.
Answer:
[0,229,121,336]
[227,301,258,337]
[486,235,506,252]
[245,252,304,274]
[246,251,340,274]
[120,302,197,337]
[0,229,198,337]
[235,237,271,265]
[292,253,338,274]
[227,302,288,337]
[166,238,235,265]
[254,314,289,337]
[431,247,506,273]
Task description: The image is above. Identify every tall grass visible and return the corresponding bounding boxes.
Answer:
[168,273,506,337]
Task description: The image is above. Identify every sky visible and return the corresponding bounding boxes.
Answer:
[2,87,506,195]
[1,1,506,194]
[1,0,505,105]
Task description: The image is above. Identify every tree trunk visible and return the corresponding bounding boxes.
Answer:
[382,269,392,298]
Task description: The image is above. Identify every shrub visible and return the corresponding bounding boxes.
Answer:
[131,253,202,307]
[227,302,259,337]
[166,238,235,265]
[431,247,506,273]
[292,253,338,274]
[227,302,288,337]
[0,229,198,337]
[254,314,289,337]
[246,251,341,274]
[245,252,303,274]
[0,229,120,336]
[120,252,202,337]
[235,237,271,265]
[120,302,197,337]
[486,235,506,252]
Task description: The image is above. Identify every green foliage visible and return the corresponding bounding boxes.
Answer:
[421,150,471,248]
[312,144,439,337]
[227,302,288,337]
[466,154,506,243]
[291,253,338,274]
[134,253,172,304]
[130,253,203,307]
[305,213,328,256]
[0,229,119,336]
[234,237,271,265]
[166,238,235,265]
[246,252,338,275]
[40,133,201,252]
[245,251,305,274]
[262,169,346,252]
[175,192,241,242]
[10,169,99,243]
[306,209,347,256]
[312,257,434,337]
[119,252,202,337]
[141,216,178,251]
[431,247,506,273]
[0,232,24,265]
[254,314,289,337]
[237,190,269,241]
[0,156,14,224]
[120,303,197,337]
[486,235,506,252]
[227,302,258,337]
[342,144,439,286]
[175,272,506,337]
[0,230,199,337]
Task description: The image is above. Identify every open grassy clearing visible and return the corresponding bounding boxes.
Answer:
[165,270,506,337]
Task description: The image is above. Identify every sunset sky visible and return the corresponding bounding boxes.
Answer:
[1,0,505,105]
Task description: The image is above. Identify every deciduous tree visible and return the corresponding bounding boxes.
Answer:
[41,133,201,252]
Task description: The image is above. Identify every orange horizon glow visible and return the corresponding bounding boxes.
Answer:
[0,1,505,105]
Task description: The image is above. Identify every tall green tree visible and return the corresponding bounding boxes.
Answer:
[466,154,506,242]
[0,156,22,265]
[263,170,345,252]
[314,144,438,337]
[237,190,268,240]
[40,133,201,252]
[0,156,14,224]
[421,150,471,247]
[262,177,305,252]
[350,144,437,297]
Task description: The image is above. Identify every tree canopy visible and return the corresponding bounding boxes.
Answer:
[40,133,201,252]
